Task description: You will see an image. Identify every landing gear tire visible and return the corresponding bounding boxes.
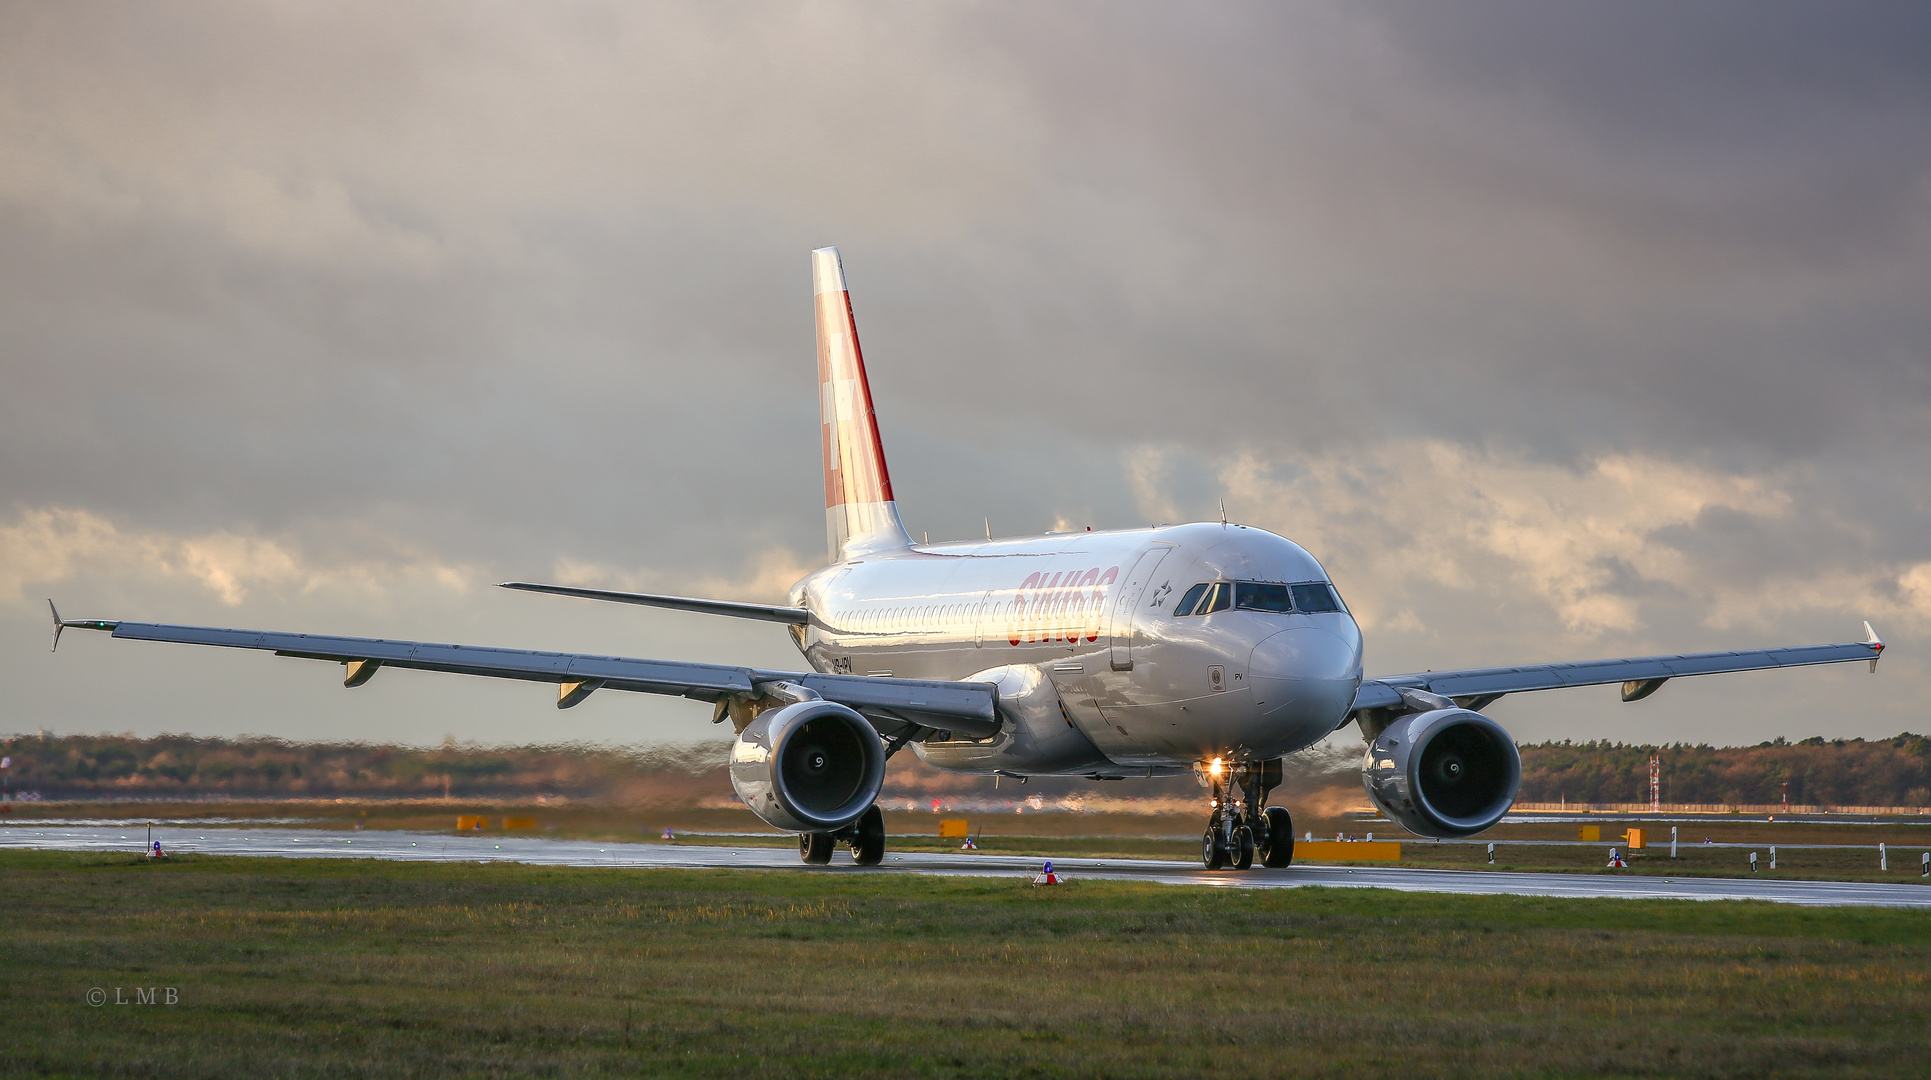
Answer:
[1232,826,1255,870]
[1201,828,1227,870]
[849,804,885,866]
[1202,757,1288,872]
[800,831,835,865]
[1259,805,1295,869]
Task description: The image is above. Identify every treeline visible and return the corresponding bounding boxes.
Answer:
[1517,734,1931,808]
[0,734,729,805]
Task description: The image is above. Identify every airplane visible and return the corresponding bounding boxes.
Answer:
[49,246,1887,870]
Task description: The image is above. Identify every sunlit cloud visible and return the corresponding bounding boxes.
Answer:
[0,506,473,606]
[1118,441,1931,644]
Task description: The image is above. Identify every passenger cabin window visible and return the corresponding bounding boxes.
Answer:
[1173,583,1210,617]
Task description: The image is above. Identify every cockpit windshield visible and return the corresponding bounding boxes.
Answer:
[1233,582,1293,613]
[1172,582,1229,616]
[1289,582,1345,613]
[1173,580,1346,616]
[1173,583,1209,617]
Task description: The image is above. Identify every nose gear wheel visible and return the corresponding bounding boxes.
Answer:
[1200,828,1227,870]
[1200,758,1291,870]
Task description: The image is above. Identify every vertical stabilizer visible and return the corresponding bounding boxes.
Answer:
[814,247,912,562]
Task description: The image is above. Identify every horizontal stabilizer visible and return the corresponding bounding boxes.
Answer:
[499,582,809,625]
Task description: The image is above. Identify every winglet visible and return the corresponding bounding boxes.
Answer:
[1864,620,1885,673]
[47,600,121,653]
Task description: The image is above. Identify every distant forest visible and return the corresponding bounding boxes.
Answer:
[1517,734,1931,808]
[0,735,732,805]
[0,732,1927,808]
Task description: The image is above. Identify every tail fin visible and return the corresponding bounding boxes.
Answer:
[814,247,912,562]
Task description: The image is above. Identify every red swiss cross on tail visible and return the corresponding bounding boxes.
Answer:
[814,247,913,562]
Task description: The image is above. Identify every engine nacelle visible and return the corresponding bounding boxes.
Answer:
[729,700,886,833]
[1361,708,1520,838]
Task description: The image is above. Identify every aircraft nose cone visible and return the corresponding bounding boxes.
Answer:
[1247,627,1362,733]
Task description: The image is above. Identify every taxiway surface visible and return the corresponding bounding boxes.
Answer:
[3,825,1925,908]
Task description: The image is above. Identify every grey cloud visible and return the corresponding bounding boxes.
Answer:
[1,2,1926,746]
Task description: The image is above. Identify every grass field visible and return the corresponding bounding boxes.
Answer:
[4,850,1928,1078]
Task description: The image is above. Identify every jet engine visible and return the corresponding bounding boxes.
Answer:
[729,700,886,833]
[1361,708,1520,838]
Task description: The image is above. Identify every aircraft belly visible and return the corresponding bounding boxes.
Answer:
[915,661,1110,775]
[1046,660,1132,760]
[1091,689,1255,763]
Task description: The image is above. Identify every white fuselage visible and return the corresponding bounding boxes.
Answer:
[788,521,1364,776]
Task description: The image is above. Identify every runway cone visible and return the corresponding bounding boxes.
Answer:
[1607,848,1626,868]
[961,837,977,850]
[1032,860,1060,886]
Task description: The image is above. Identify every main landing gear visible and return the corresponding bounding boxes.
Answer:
[1201,758,1295,870]
[799,803,886,867]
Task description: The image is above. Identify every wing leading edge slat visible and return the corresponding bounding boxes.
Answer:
[1350,639,1881,716]
[101,621,998,738]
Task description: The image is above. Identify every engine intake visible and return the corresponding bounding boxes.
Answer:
[729,700,886,833]
[1361,708,1520,838]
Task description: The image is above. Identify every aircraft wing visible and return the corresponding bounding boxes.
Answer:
[1349,628,1884,716]
[51,612,998,741]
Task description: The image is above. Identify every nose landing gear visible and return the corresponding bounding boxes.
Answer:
[1201,758,1294,870]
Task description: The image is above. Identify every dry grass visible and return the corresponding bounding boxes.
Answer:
[1,850,1926,1078]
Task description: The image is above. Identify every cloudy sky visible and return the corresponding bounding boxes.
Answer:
[3,2,1928,749]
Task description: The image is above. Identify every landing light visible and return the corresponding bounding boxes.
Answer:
[1209,757,1224,778]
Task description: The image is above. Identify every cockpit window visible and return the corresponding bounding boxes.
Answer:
[1234,582,1294,613]
[1172,583,1210,618]
[1176,579,1347,615]
[1290,582,1345,613]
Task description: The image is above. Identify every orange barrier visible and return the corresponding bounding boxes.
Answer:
[503,817,536,830]
[937,818,969,839]
[1294,841,1400,862]
[456,815,486,831]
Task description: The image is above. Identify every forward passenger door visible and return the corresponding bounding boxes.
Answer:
[1107,545,1174,671]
